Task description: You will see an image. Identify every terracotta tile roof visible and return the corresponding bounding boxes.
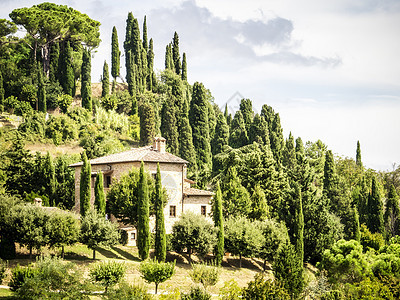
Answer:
[69,146,188,167]
[183,187,214,196]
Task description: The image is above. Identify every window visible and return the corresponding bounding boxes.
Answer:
[130,232,136,240]
[105,176,111,188]
[201,206,207,216]
[170,205,176,217]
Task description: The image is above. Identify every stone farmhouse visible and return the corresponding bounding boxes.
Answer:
[69,137,213,246]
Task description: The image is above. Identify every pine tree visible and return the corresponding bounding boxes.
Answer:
[139,102,155,146]
[37,67,46,112]
[0,70,4,111]
[94,172,106,216]
[181,52,187,81]
[189,82,212,173]
[137,161,150,260]
[101,61,110,98]
[161,97,179,155]
[49,42,59,83]
[111,26,120,80]
[147,38,155,91]
[356,141,362,168]
[81,48,92,111]
[385,185,400,238]
[172,32,181,75]
[229,110,248,148]
[239,98,253,132]
[211,113,229,156]
[80,152,91,217]
[368,176,384,234]
[60,41,74,96]
[154,163,166,262]
[213,181,224,266]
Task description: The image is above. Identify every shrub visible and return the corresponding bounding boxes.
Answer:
[181,286,211,300]
[67,106,92,126]
[9,265,37,291]
[90,261,126,292]
[189,262,219,289]
[94,105,129,134]
[242,273,290,300]
[57,94,73,113]
[219,279,242,300]
[139,259,175,294]
[105,282,153,300]
[360,224,385,251]
[0,259,7,285]
[18,111,46,137]
[45,114,78,145]
[46,81,63,109]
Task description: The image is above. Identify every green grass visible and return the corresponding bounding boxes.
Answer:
[0,288,15,299]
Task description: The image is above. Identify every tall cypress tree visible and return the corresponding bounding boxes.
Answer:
[270,113,285,163]
[60,41,74,96]
[211,113,229,156]
[111,26,120,80]
[385,185,400,238]
[124,12,134,81]
[43,152,55,206]
[213,181,224,266]
[239,98,254,133]
[147,38,155,91]
[101,61,110,98]
[249,185,269,220]
[161,97,179,155]
[81,48,92,111]
[0,70,3,111]
[127,58,137,97]
[137,161,150,260]
[154,163,166,262]
[368,176,384,234]
[323,150,338,203]
[172,32,181,75]
[139,102,155,146]
[229,111,248,148]
[165,44,173,70]
[142,16,148,53]
[37,68,46,112]
[189,82,212,173]
[49,42,59,83]
[178,100,197,174]
[293,182,304,263]
[80,152,91,217]
[356,141,362,168]
[181,52,187,81]
[94,172,106,216]
[248,114,269,146]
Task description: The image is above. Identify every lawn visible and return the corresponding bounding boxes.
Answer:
[1,243,265,299]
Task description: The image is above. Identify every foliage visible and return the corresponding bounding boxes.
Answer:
[94,105,130,134]
[360,223,385,251]
[242,273,290,300]
[139,259,175,294]
[80,209,120,259]
[368,176,385,234]
[105,282,153,300]
[181,286,211,300]
[80,151,91,216]
[155,163,167,262]
[0,259,7,285]
[111,26,121,79]
[213,181,224,265]
[57,93,73,113]
[102,61,110,98]
[219,279,242,300]
[90,260,126,292]
[94,172,106,215]
[137,161,150,260]
[139,101,155,146]
[189,262,219,289]
[9,265,37,292]
[171,212,217,259]
[45,114,78,145]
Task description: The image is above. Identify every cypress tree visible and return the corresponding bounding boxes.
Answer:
[282,132,296,171]
[249,184,269,220]
[172,32,181,75]
[0,71,3,111]
[323,150,338,202]
[139,102,155,146]
[154,163,166,262]
[60,41,74,96]
[178,100,197,174]
[248,114,269,146]
[368,176,384,234]
[127,58,137,97]
[224,104,231,126]
[293,182,304,263]
[181,52,187,81]
[81,48,92,111]
[211,113,229,156]
[101,61,110,98]
[356,141,362,168]
[165,44,173,70]
[147,38,155,91]
[189,82,212,173]
[161,97,179,155]
[213,181,224,266]
[80,152,91,217]
[37,68,46,112]
[142,16,148,53]
[124,12,134,81]
[385,185,400,237]
[229,110,248,148]
[137,161,150,260]
[111,26,120,80]
[140,45,148,93]
[43,152,55,206]
[269,113,285,163]
[239,98,254,132]
[49,42,59,83]
[94,172,106,216]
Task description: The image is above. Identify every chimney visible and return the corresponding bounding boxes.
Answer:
[34,198,42,207]
[153,137,166,153]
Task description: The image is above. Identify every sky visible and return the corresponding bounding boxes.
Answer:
[1,0,400,171]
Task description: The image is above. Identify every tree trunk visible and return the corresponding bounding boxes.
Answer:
[93,248,96,260]
[155,283,158,294]
[239,253,242,268]
[29,246,33,260]
[61,245,65,259]
[263,259,266,271]
[41,44,51,78]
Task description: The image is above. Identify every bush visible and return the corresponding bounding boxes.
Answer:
[139,259,175,294]
[45,114,78,145]
[0,259,7,285]
[189,262,219,289]
[90,261,126,292]
[360,224,385,251]
[46,81,63,109]
[57,94,73,113]
[9,265,37,291]
[219,279,242,300]
[180,286,211,300]
[4,96,33,116]
[242,273,290,300]
[67,106,92,127]
[105,282,153,300]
